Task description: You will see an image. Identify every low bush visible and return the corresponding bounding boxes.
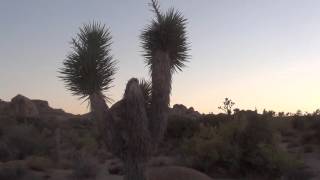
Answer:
[292,116,305,131]
[181,116,302,178]
[198,114,227,127]
[165,115,199,140]
[0,165,41,180]
[3,125,43,160]
[0,141,13,162]
[72,154,99,179]
[303,145,314,153]
[283,167,315,180]
[0,166,26,180]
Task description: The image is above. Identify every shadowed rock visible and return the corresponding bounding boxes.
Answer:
[10,94,39,118]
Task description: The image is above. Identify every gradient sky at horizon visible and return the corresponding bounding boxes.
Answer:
[1,0,320,115]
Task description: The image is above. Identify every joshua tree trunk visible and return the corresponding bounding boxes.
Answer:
[121,78,150,180]
[89,92,108,135]
[124,159,146,180]
[150,50,171,145]
[89,92,116,150]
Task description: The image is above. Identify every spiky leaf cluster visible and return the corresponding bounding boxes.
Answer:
[139,79,152,107]
[59,22,116,100]
[141,0,189,72]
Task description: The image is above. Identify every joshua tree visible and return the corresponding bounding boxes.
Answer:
[141,0,189,146]
[59,22,117,146]
[59,0,189,179]
[218,97,235,115]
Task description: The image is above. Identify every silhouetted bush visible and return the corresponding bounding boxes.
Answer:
[181,116,301,178]
[0,166,26,180]
[198,114,227,127]
[1,125,49,160]
[4,125,40,159]
[292,116,305,130]
[303,145,314,153]
[283,167,315,180]
[72,154,99,179]
[0,166,41,180]
[165,115,199,139]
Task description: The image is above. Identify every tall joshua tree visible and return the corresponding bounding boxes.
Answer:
[59,1,189,180]
[141,0,189,146]
[59,23,117,146]
[59,22,151,180]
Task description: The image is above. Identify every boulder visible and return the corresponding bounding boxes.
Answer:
[10,95,39,118]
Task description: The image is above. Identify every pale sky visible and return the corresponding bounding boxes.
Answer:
[1,0,320,115]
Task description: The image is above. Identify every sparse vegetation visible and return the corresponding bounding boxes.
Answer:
[72,154,99,180]
[1,1,320,180]
[181,115,303,178]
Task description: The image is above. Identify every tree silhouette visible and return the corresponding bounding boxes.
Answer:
[218,97,235,115]
[59,0,189,179]
[141,0,189,145]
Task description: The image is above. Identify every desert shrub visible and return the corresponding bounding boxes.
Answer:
[0,141,13,161]
[0,128,3,138]
[303,145,314,153]
[283,167,315,180]
[3,125,39,159]
[240,117,274,147]
[301,132,316,145]
[2,125,49,160]
[0,166,26,180]
[241,144,300,177]
[281,129,296,138]
[181,116,301,178]
[78,134,99,154]
[165,115,199,139]
[292,116,305,131]
[181,120,244,174]
[0,165,41,180]
[198,114,227,127]
[287,142,300,149]
[72,154,99,179]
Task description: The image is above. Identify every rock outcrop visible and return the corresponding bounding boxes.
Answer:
[0,95,74,120]
[170,104,201,119]
[10,94,39,118]
[0,99,10,115]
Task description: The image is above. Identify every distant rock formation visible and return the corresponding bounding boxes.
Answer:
[0,95,74,120]
[10,94,39,118]
[0,99,9,114]
[170,104,201,119]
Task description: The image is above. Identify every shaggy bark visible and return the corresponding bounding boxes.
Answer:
[122,78,150,180]
[150,50,172,145]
